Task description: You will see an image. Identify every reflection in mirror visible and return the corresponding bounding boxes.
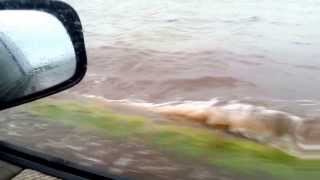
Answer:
[0,10,76,103]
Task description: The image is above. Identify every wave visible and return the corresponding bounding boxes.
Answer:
[82,95,301,138]
[82,94,320,153]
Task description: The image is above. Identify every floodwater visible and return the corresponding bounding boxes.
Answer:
[0,1,320,179]
[63,0,320,147]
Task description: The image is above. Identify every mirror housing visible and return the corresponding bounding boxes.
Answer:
[0,0,87,110]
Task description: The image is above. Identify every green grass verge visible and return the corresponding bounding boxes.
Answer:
[29,99,320,180]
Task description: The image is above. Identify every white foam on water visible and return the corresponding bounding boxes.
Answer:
[82,94,320,152]
[296,143,320,151]
[300,103,319,106]
[295,99,316,103]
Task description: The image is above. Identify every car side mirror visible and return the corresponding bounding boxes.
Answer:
[0,0,87,110]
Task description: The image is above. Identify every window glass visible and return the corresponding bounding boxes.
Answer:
[1,0,320,180]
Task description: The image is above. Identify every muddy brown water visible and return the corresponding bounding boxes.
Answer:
[2,0,320,179]
[62,0,320,151]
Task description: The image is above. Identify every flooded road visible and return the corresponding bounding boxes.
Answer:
[62,0,320,115]
[1,1,320,179]
[58,0,320,152]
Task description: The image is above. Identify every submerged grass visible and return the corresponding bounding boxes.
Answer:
[29,99,320,180]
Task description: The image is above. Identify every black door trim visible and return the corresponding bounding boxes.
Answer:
[0,141,127,180]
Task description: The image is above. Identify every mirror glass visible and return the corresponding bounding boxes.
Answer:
[0,10,76,103]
